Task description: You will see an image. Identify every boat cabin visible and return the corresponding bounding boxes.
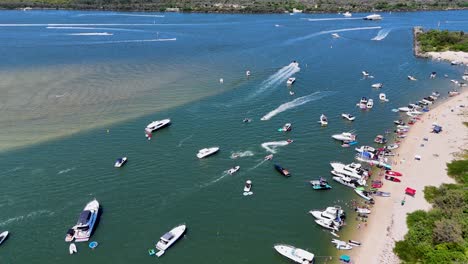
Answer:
[160,232,174,244]
[78,210,92,226]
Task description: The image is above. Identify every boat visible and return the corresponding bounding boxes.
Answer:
[336,243,353,250]
[280,123,292,132]
[372,191,391,197]
[319,114,328,126]
[364,14,382,20]
[463,73,468,81]
[362,71,370,77]
[374,135,387,144]
[355,145,376,154]
[275,164,291,177]
[243,180,253,196]
[394,120,405,125]
[309,206,345,224]
[289,91,295,96]
[315,219,339,231]
[366,99,374,109]
[330,162,368,179]
[265,154,273,160]
[286,77,296,85]
[408,75,417,81]
[354,188,374,201]
[449,90,460,97]
[371,180,383,188]
[0,231,9,246]
[155,224,186,257]
[386,143,400,150]
[196,147,220,159]
[371,83,383,88]
[379,93,389,102]
[273,244,314,264]
[432,91,440,97]
[398,106,410,112]
[243,118,252,123]
[114,157,127,168]
[69,243,77,254]
[355,207,371,214]
[358,97,367,109]
[227,166,240,175]
[355,154,392,169]
[331,132,356,142]
[246,70,251,77]
[310,178,332,190]
[331,33,340,38]
[65,199,100,242]
[430,72,437,79]
[385,175,401,182]
[341,113,355,121]
[450,79,459,85]
[409,103,422,109]
[343,11,352,17]
[451,60,461,65]
[348,240,361,246]
[145,118,171,133]
[385,170,402,177]
[332,175,364,189]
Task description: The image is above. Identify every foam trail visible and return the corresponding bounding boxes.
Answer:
[76,13,165,18]
[371,28,391,41]
[200,173,229,188]
[230,151,254,159]
[248,62,300,99]
[47,26,143,32]
[285,26,381,45]
[261,141,290,153]
[68,32,113,36]
[248,159,268,171]
[177,134,193,147]
[58,167,75,175]
[0,210,54,227]
[84,38,176,45]
[304,17,364,22]
[261,91,334,121]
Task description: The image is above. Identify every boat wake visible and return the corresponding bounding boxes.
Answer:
[371,28,391,41]
[285,26,381,44]
[0,210,54,227]
[177,134,193,147]
[67,32,113,36]
[304,17,363,22]
[248,159,268,171]
[47,26,143,32]
[85,38,177,45]
[247,62,300,99]
[230,151,254,159]
[261,91,335,120]
[261,141,290,153]
[200,172,230,188]
[58,167,75,175]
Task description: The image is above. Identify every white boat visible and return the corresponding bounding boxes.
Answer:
[355,145,376,154]
[463,73,468,81]
[355,207,371,214]
[371,83,383,88]
[430,72,437,79]
[69,243,77,254]
[398,106,410,112]
[114,157,127,168]
[65,199,100,242]
[332,176,362,189]
[243,180,253,196]
[330,162,367,179]
[246,70,251,77]
[358,97,367,109]
[408,75,417,81]
[331,33,340,38]
[337,243,353,250]
[451,60,461,65]
[196,147,220,159]
[364,14,382,20]
[386,143,399,150]
[287,77,296,85]
[309,206,345,224]
[341,113,355,121]
[343,11,352,17]
[281,123,292,131]
[355,189,374,201]
[155,224,186,257]
[362,71,370,77]
[355,154,392,169]
[315,219,339,231]
[0,231,9,245]
[331,132,356,142]
[145,118,171,133]
[227,166,240,175]
[319,114,328,126]
[274,244,314,264]
[379,93,389,102]
[265,154,273,160]
[409,103,421,109]
[366,99,374,109]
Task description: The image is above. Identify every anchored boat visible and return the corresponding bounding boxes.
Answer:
[155,224,187,257]
[274,244,314,264]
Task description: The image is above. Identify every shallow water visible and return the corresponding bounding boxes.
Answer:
[0,10,467,263]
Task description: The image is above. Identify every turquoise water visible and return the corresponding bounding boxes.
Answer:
[0,10,467,263]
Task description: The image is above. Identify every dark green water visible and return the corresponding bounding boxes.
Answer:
[0,10,466,263]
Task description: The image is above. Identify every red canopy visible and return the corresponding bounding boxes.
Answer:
[405,187,416,196]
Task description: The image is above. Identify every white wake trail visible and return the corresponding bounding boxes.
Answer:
[304,17,364,22]
[261,141,290,153]
[230,151,254,159]
[84,38,177,45]
[261,91,334,121]
[68,32,113,36]
[285,26,381,44]
[248,62,300,99]
[372,28,391,41]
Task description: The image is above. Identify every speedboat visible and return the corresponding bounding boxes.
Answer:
[409,103,421,109]
[379,93,388,102]
[331,132,356,142]
[385,175,401,182]
[145,118,171,133]
[114,157,127,168]
[408,75,417,81]
[386,143,399,150]
[332,175,364,189]
[374,135,387,144]
[330,162,368,179]
[274,164,291,177]
[319,114,328,126]
[358,97,367,109]
[243,180,253,196]
[354,188,374,202]
[274,244,314,264]
[69,243,77,255]
[364,14,382,20]
[310,178,332,190]
[451,79,459,85]
[227,166,240,175]
[398,106,411,112]
[315,219,339,231]
[0,231,9,246]
[65,199,100,242]
[343,11,352,17]
[341,113,355,121]
[286,77,296,85]
[394,120,405,125]
[309,206,345,223]
[449,90,460,96]
[371,83,383,88]
[280,123,292,132]
[362,71,370,77]
[331,33,340,38]
[463,73,468,81]
[155,224,186,257]
[264,154,273,160]
[246,70,251,77]
[355,145,376,154]
[355,207,371,214]
[451,60,461,65]
[430,72,437,79]
[196,147,220,159]
[366,99,374,109]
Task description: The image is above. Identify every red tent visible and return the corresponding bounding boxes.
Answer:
[405,187,416,196]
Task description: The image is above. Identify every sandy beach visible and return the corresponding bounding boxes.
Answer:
[349,90,467,264]
[426,51,468,65]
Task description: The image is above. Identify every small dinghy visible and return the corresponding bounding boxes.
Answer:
[89,241,98,249]
[348,240,361,246]
[385,175,401,182]
[243,180,253,196]
[385,170,402,177]
[318,114,328,126]
[274,164,291,177]
[371,83,383,88]
[310,178,332,190]
[362,71,370,77]
[0,231,9,246]
[355,207,371,214]
[227,166,240,175]
[69,243,77,255]
[341,113,355,121]
[114,157,127,168]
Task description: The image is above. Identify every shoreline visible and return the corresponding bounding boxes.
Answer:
[349,89,467,263]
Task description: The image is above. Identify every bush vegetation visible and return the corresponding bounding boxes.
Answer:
[417,29,468,52]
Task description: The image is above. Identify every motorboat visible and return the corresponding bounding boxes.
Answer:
[337,243,353,250]
[275,164,291,177]
[331,132,356,142]
[355,207,371,214]
[355,188,374,201]
[243,180,253,196]
[362,71,370,77]
[398,106,410,112]
[331,33,340,38]
[264,154,273,160]
[114,157,127,168]
[372,191,391,197]
[463,72,468,81]
[366,99,374,109]
[227,166,240,175]
[364,14,382,20]
[418,100,429,106]
[450,79,459,85]
[394,120,405,125]
[196,147,220,159]
[332,175,365,188]
[280,123,292,132]
[385,175,401,182]
[287,77,296,85]
[355,154,391,169]
[355,145,376,154]
[319,114,328,126]
[289,91,295,96]
[430,72,437,79]
[69,243,77,254]
[406,111,421,117]
[310,178,332,190]
[65,199,100,242]
[358,97,367,109]
[274,244,314,264]
[341,113,355,121]
[330,162,368,179]
[246,70,251,77]
[408,75,417,81]
[421,99,433,105]
[315,219,339,231]
[309,206,345,224]
[290,60,299,67]
[145,118,171,133]
[343,11,352,17]
[371,83,383,88]
[451,60,461,65]
[385,170,402,177]
[449,90,460,96]
[379,93,389,102]
[374,135,387,144]
[386,143,399,150]
[0,231,9,246]
[155,224,186,257]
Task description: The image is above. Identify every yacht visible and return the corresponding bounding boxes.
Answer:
[114,157,127,168]
[379,93,389,102]
[319,114,328,126]
[341,113,355,121]
[196,147,220,159]
[274,244,314,264]
[371,83,383,88]
[332,175,365,188]
[331,132,356,142]
[364,14,382,20]
[330,162,368,179]
[343,11,352,17]
[155,224,186,257]
[331,33,340,38]
[309,206,345,223]
[227,166,240,175]
[145,118,171,133]
[315,219,339,231]
[407,75,417,81]
[366,99,374,109]
[286,77,296,85]
[65,199,100,242]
